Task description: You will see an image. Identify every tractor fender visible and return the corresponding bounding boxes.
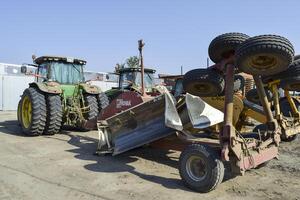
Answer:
[29,82,62,94]
[79,83,101,95]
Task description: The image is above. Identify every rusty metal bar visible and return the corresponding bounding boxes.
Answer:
[239,145,278,171]
[223,64,235,127]
[221,63,235,161]
[253,75,277,130]
[138,40,146,97]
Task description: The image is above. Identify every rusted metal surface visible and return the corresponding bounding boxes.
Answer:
[138,40,146,97]
[238,146,278,171]
[221,63,235,161]
[99,94,175,155]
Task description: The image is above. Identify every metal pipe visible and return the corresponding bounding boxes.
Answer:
[221,63,235,161]
[223,64,235,126]
[253,75,277,129]
[138,40,146,97]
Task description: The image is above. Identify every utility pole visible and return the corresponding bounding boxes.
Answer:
[138,39,146,96]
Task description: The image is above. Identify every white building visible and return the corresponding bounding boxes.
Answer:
[0,63,118,111]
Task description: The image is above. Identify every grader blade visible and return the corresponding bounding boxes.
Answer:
[185,93,224,129]
[104,94,175,155]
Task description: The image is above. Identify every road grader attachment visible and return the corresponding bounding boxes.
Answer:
[95,33,299,193]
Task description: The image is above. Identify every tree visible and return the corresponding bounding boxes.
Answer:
[126,56,139,68]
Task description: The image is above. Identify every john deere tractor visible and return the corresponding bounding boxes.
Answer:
[18,56,108,136]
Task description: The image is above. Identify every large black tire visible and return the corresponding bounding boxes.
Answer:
[44,94,62,135]
[19,87,47,136]
[97,92,110,112]
[208,33,250,63]
[246,88,272,104]
[262,55,300,84]
[17,99,22,124]
[83,94,99,120]
[183,69,224,97]
[179,144,224,193]
[281,59,300,91]
[236,35,294,76]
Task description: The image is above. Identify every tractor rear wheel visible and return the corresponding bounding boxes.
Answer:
[17,99,22,124]
[179,144,224,193]
[236,35,294,76]
[183,69,224,97]
[44,94,62,135]
[19,87,47,136]
[83,94,99,120]
[208,32,250,63]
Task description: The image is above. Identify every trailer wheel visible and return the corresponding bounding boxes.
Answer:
[236,35,294,76]
[183,69,224,97]
[208,32,250,63]
[97,92,110,112]
[179,144,224,193]
[44,94,62,135]
[20,87,47,136]
[83,94,99,120]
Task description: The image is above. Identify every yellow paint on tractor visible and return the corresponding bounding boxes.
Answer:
[21,96,32,128]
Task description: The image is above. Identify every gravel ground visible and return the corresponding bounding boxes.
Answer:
[0,111,299,200]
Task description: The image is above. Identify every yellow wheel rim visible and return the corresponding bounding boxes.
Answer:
[21,96,32,128]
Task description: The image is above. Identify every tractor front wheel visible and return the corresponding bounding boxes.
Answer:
[19,87,47,136]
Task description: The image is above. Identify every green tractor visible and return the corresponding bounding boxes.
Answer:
[17,56,108,136]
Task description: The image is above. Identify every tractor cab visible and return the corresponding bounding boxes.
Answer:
[117,67,156,92]
[32,56,86,84]
[105,66,157,102]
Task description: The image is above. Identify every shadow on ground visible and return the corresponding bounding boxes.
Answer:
[0,119,235,191]
[0,120,24,136]
[65,133,235,191]
[65,133,191,191]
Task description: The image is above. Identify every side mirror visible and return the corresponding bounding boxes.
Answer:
[106,74,110,80]
[21,65,27,74]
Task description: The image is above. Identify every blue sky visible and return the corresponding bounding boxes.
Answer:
[0,0,299,75]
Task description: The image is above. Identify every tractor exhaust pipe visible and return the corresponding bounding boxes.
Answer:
[138,39,146,97]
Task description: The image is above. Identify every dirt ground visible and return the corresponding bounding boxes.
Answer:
[0,111,299,200]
